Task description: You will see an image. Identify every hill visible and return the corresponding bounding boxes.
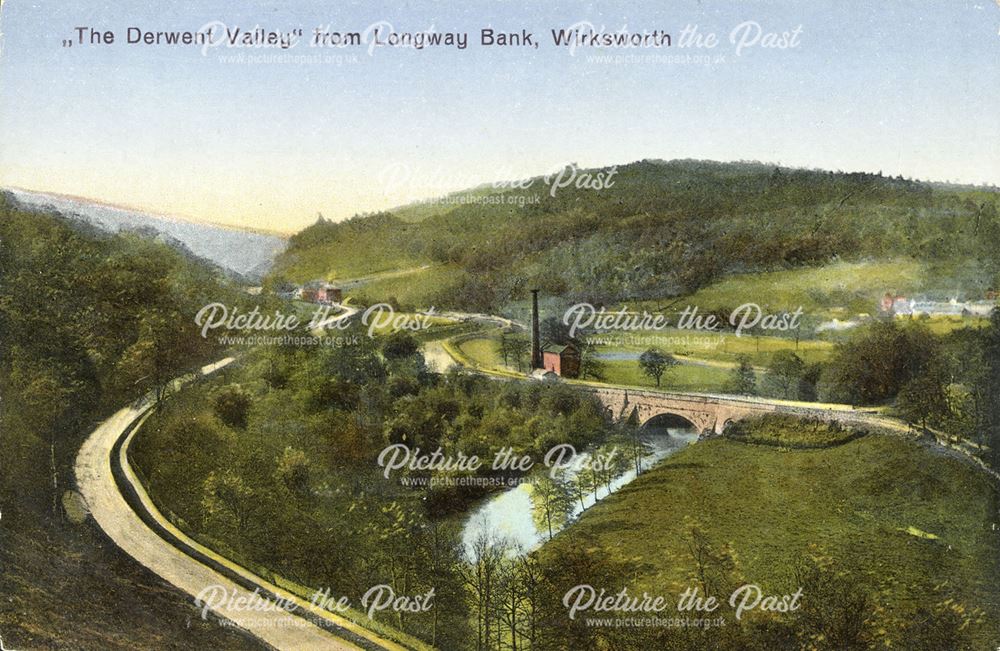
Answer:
[268,159,1000,313]
[9,188,286,280]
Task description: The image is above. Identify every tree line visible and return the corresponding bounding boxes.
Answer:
[271,159,1000,312]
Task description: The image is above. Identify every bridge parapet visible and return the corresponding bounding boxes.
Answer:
[577,385,885,437]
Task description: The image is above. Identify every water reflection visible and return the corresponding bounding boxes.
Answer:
[461,427,697,558]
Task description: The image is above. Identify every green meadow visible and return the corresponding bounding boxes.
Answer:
[540,432,1000,647]
[454,333,738,391]
[639,259,927,316]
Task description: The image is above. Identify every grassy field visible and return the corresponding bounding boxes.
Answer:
[634,259,927,317]
[588,327,835,366]
[284,255,988,352]
[540,433,1000,646]
[455,335,510,368]
[455,334,738,391]
[271,237,429,283]
[598,358,733,392]
[919,314,991,335]
[347,264,465,309]
[280,257,933,319]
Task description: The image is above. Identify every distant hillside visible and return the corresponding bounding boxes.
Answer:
[269,159,1000,312]
[9,189,286,280]
[388,184,508,223]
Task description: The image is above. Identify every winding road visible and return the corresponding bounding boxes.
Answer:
[74,358,403,651]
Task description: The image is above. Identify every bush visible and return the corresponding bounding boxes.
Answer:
[212,386,251,429]
[723,414,863,448]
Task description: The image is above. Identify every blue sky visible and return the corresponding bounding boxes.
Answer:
[0,0,998,232]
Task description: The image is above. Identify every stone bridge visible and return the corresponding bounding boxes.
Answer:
[580,386,887,437]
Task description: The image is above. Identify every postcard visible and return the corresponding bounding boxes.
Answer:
[1,1,998,649]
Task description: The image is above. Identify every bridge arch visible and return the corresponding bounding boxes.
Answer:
[585,386,790,437]
[642,412,699,432]
[583,385,875,439]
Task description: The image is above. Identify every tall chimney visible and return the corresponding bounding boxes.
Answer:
[530,289,542,369]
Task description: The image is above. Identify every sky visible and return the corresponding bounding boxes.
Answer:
[0,0,998,233]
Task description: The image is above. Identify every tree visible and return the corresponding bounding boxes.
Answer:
[531,541,636,650]
[275,447,311,497]
[499,331,531,372]
[896,366,950,432]
[202,470,258,532]
[621,421,652,477]
[821,320,940,405]
[117,308,206,403]
[322,323,387,385]
[638,348,676,388]
[979,309,1000,468]
[382,331,420,360]
[514,554,543,649]
[531,472,574,541]
[798,362,822,402]
[793,551,873,649]
[460,528,509,650]
[382,331,427,380]
[498,332,514,368]
[541,316,575,346]
[568,466,594,513]
[684,518,744,598]
[6,345,91,514]
[724,355,757,395]
[213,386,251,429]
[417,519,470,649]
[592,440,630,495]
[764,351,805,399]
[496,548,529,651]
[578,339,606,381]
[506,335,531,372]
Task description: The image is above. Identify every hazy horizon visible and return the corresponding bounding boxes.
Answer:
[5,155,999,235]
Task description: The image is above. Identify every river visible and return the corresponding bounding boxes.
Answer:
[460,427,698,558]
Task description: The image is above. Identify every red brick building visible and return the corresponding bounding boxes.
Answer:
[542,342,581,378]
[301,281,343,304]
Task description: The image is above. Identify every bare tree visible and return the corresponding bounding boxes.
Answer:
[460,524,511,650]
[531,472,573,541]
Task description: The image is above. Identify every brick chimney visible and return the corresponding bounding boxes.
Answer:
[530,289,542,369]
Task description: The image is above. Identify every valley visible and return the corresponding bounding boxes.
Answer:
[6,159,1000,650]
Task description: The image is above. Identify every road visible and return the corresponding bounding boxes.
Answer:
[426,309,524,330]
[310,301,361,333]
[332,265,433,290]
[75,358,404,651]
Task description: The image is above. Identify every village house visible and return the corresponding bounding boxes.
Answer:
[962,301,995,317]
[879,293,917,316]
[879,292,893,313]
[893,296,911,315]
[881,290,997,318]
[299,280,343,304]
[879,292,912,315]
